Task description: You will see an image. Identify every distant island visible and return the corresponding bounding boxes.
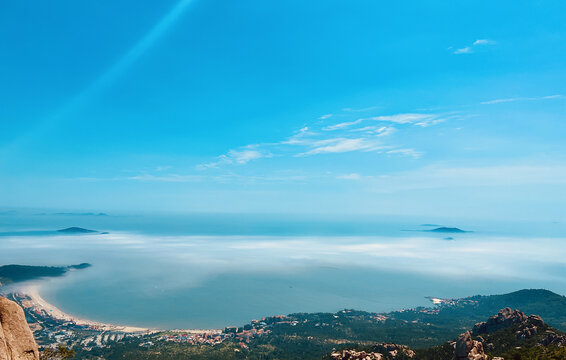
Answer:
[56,227,97,234]
[54,212,108,216]
[0,263,91,286]
[0,227,107,237]
[68,263,92,270]
[34,212,109,216]
[402,226,470,234]
[428,226,468,233]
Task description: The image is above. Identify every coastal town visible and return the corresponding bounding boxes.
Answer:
[158,317,278,348]
[5,290,293,351]
[425,296,479,307]
[6,291,152,350]
[3,287,483,355]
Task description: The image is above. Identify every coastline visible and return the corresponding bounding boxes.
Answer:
[17,284,153,334]
[12,284,222,335]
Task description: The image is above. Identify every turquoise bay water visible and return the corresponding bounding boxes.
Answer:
[1,212,566,329]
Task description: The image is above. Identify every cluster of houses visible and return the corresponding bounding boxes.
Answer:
[416,308,440,315]
[159,332,227,345]
[10,292,146,351]
[159,325,272,347]
[426,296,479,307]
[157,315,301,348]
[370,314,388,321]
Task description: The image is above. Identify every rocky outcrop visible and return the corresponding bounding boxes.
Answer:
[330,350,384,360]
[526,314,544,327]
[461,308,566,357]
[472,308,527,335]
[330,344,414,360]
[372,344,414,358]
[0,297,39,360]
[516,314,545,340]
[539,330,566,347]
[516,323,538,340]
[473,308,548,341]
[453,331,487,360]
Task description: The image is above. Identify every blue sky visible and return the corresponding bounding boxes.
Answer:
[1,0,565,220]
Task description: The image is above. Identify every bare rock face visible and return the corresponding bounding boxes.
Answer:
[454,331,487,360]
[330,349,384,360]
[0,297,39,360]
[472,307,527,335]
[516,323,538,340]
[374,344,415,358]
[472,308,547,342]
[540,330,566,347]
[330,344,414,360]
[527,314,545,327]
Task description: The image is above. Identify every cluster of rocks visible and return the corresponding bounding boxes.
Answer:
[472,307,551,342]
[472,308,529,335]
[539,330,566,347]
[373,344,415,358]
[454,307,566,360]
[333,307,566,360]
[330,343,414,360]
[516,323,538,340]
[330,350,385,360]
[514,314,544,340]
[454,307,533,360]
[453,331,487,360]
[0,297,39,360]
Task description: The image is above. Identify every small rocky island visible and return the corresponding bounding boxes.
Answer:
[428,227,468,233]
[56,227,97,234]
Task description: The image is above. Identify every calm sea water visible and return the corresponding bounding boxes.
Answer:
[1,211,566,329]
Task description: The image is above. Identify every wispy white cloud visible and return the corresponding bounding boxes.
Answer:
[299,138,383,156]
[362,113,444,127]
[155,166,172,172]
[453,38,496,55]
[350,126,396,136]
[473,39,496,46]
[197,110,451,168]
[198,148,272,169]
[319,114,333,120]
[324,113,446,131]
[376,126,397,136]
[336,173,362,180]
[386,148,422,159]
[85,172,311,184]
[227,149,267,164]
[322,119,363,131]
[454,46,473,55]
[128,174,204,182]
[342,106,379,112]
[481,94,562,105]
[281,126,319,146]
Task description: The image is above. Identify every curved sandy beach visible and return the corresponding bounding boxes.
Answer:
[18,284,152,333]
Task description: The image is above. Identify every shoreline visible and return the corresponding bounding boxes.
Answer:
[18,284,152,333]
[8,283,442,335]
[13,284,220,335]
